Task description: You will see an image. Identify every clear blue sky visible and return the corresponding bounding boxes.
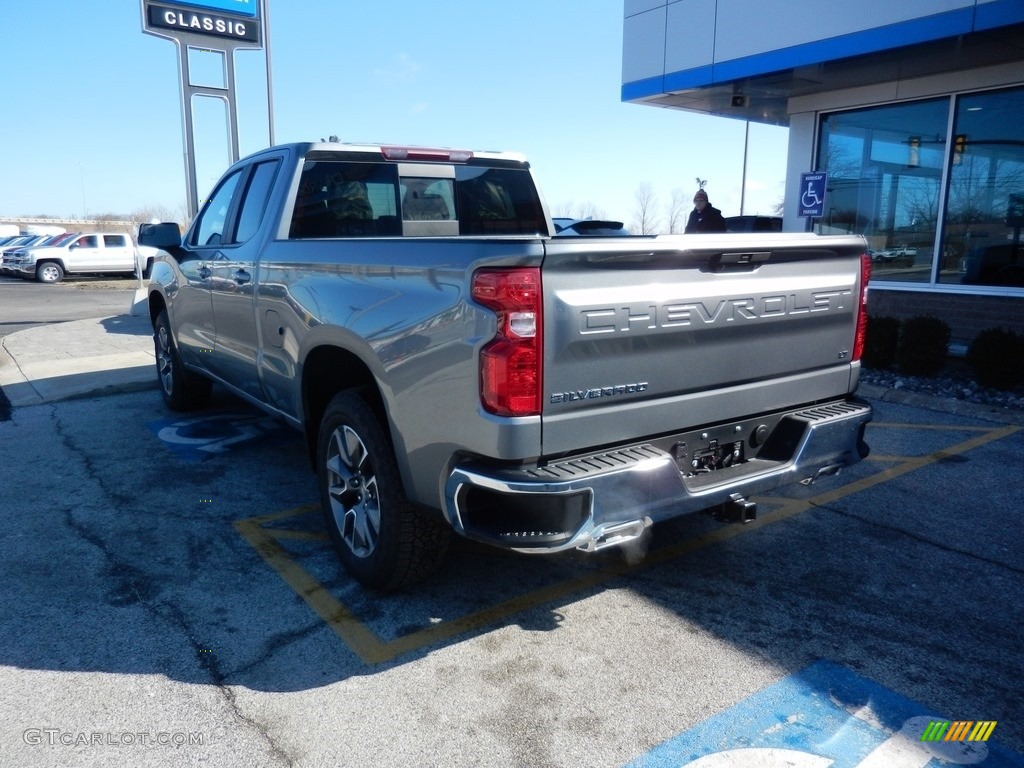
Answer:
[0,1,789,229]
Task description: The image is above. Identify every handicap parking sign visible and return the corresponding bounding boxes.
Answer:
[627,660,1024,768]
[799,172,827,218]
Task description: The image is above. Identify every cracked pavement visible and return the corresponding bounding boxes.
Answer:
[1,388,1022,766]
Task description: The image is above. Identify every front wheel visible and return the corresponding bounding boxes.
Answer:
[317,390,449,590]
[36,262,64,283]
[153,308,212,411]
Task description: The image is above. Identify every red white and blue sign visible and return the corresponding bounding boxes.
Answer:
[626,660,1024,768]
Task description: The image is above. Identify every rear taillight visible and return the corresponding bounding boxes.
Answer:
[471,268,542,416]
[852,253,871,362]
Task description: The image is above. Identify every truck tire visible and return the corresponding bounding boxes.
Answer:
[317,390,449,590]
[153,309,212,411]
[36,262,64,283]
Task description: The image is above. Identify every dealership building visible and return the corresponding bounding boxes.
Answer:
[622,1,1024,346]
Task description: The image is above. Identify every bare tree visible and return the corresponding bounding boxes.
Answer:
[666,188,687,234]
[553,201,608,221]
[632,183,660,235]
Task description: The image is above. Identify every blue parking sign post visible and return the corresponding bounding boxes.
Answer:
[799,172,827,218]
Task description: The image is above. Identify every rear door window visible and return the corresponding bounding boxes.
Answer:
[290,161,400,238]
[234,160,281,243]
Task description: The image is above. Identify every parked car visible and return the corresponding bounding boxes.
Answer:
[870,245,919,266]
[552,217,631,236]
[960,243,1024,287]
[724,215,782,233]
[0,234,41,255]
[139,139,872,589]
[0,235,53,274]
[3,232,139,283]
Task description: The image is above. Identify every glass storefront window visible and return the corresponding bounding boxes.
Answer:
[816,99,949,283]
[940,87,1024,289]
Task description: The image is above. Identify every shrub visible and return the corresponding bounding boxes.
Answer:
[863,316,901,370]
[966,327,1024,389]
[896,316,950,377]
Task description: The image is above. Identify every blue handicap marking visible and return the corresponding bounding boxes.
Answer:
[799,172,827,218]
[148,409,286,461]
[626,660,1023,768]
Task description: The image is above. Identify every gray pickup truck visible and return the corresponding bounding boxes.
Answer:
[140,141,872,589]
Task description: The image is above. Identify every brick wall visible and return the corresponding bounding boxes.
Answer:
[867,288,1024,347]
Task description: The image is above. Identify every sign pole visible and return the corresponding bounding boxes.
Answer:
[140,0,264,220]
[263,0,275,146]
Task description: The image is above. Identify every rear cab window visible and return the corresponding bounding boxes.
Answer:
[288,151,547,239]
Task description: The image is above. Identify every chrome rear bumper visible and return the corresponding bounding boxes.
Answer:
[443,398,871,553]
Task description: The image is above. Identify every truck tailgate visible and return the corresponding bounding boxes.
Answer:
[540,233,867,455]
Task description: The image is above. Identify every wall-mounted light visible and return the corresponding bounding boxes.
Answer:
[908,136,921,168]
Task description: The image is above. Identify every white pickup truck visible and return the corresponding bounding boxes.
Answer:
[141,140,873,589]
[4,232,142,283]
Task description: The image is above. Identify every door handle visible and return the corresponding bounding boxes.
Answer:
[233,269,251,285]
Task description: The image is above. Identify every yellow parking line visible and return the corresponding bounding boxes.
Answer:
[234,515,393,664]
[870,422,994,431]
[243,503,320,526]
[808,423,1019,508]
[234,422,1020,664]
[266,529,330,542]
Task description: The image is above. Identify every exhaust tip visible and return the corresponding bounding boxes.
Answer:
[578,518,652,552]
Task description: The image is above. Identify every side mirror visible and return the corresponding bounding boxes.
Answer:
[138,222,182,249]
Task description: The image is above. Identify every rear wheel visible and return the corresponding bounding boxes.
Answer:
[36,262,64,283]
[317,390,449,590]
[153,308,212,411]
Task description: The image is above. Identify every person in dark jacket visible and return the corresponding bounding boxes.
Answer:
[684,189,727,233]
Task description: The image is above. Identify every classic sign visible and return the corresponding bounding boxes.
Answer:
[145,3,260,42]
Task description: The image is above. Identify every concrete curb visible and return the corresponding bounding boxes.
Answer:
[0,314,157,407]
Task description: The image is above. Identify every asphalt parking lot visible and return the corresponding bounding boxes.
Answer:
[1,382,1022,767]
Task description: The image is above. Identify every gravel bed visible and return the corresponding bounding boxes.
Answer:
[860,363,1024,413]
[61,278,140,290]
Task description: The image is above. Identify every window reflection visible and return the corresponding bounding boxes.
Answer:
[817,99,948,283]
[816,86,1024,290]
[941,87,1024,288]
